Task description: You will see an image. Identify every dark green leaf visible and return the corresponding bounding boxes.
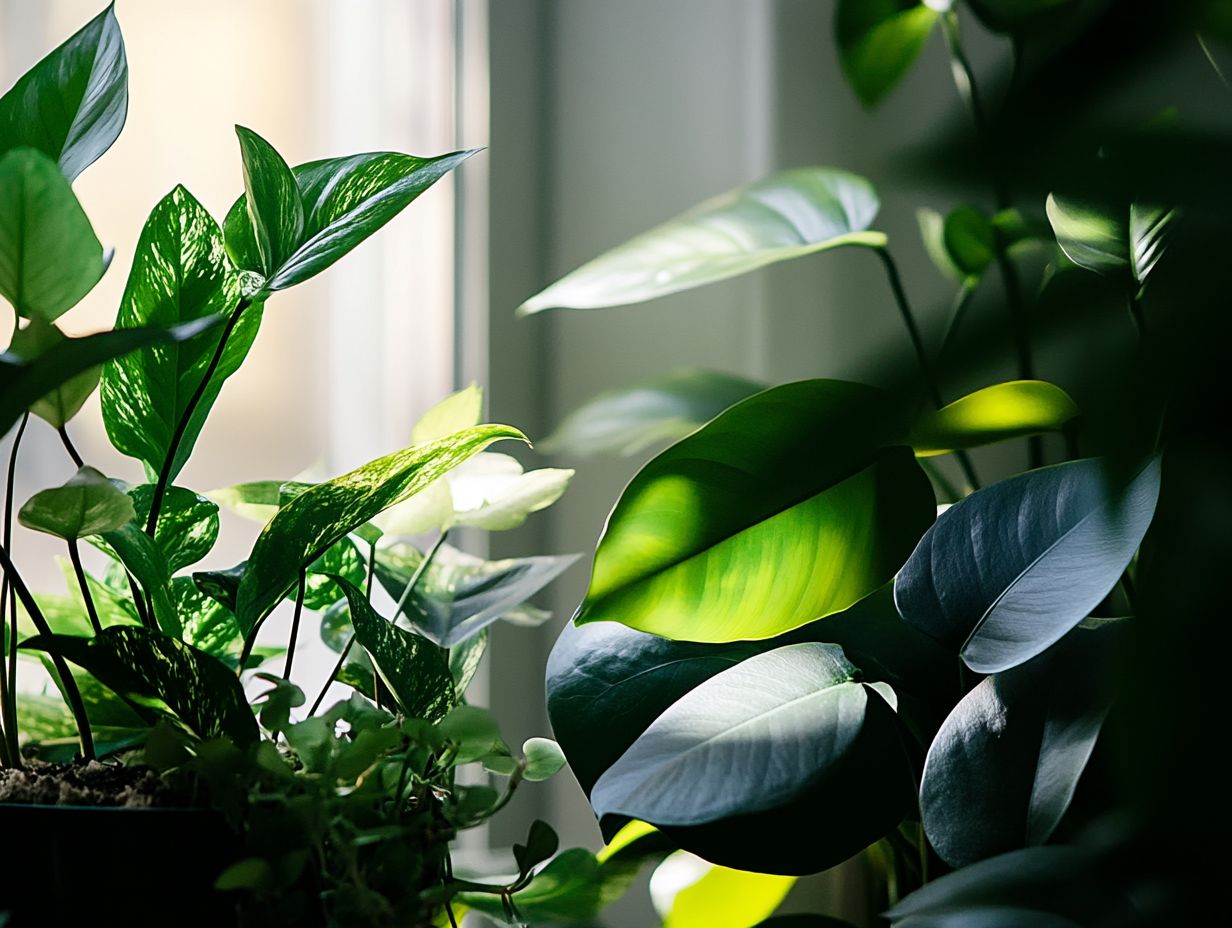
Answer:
[540,368,766,458]
[235,424,523,634]
[920,621,1121,867]
[99,185,257,481]
[909,381,1079,456]
[0,316,221,439]
[1046,193,1177,290]
[193,562,245,614]
[0,148,104,321]
[234,126,303,277]
[518,169,884,313]
[449,628,487,698]
[895,457,1160,673]
[301,537,367,611]
[918,205,997,284]
[7,319,100,426]
[18,466,134,539]
[835,0,939,108]
[576,380,933,642]
[514,820,560,877]
[891,908,1082,927]
[224,148,475,291]
[0,3,127,180]
[20,625,257,745]
[129,484,219,573]
[336,578,453,722]
[172,576,242,659]
[438,704,504,762]
[254,672,306,734]
[98,522,179,637]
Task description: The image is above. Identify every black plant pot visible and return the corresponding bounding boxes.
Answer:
[0,803,240,927]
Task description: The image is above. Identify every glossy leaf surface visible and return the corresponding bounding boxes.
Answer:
[1046,194,1176,289]
[835,0,938,108]
[909,381,1079,456]
[129,483,219,574]
[895,457,1160,673]
[518,169,884,313]
[7,319,100,426]
[234,126,303,276]
[98,522,178,636]
[18,466,134,539]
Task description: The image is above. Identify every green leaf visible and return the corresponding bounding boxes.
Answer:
[918,206,997,284]
[0,148,105,321]
[523,737,566,782]
[206,480,286,524]
[590,643,911,874]
[514,820,560,877]
[224,148,476,291]
[192,562,245,614]
[540,369,766,458]
[438,704,504,763]
[0,316,221,439]
[920,621,1120,867]
[576,380,934,642]
[172,577,242,659]
[651,853,795,928]
[518,169,885,314]
[0,3,127,180]
[129,484,219,573]
[99,185,257,481]
[449,628,487,698]
[215,858,274,892]
[18,466,134,539]
[235,424,524,634]
[97,522,179,637]
[1045,193,1177,290]
[336,578,453,723]
[7,319,100,426]
[20,625,257,745]
[835,1,939,108]
[234,126,303,277]
[895,457,1160,673]
[301,537,366,611]
[412,382,484,445]
[909,381,1079,456]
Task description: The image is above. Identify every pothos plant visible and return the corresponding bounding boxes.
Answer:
[511,1,1223,926]
[0,6,604,926]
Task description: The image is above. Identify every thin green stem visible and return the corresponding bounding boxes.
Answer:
[126,571,154,629]
[145,297,251,537]
[57,425,84,469]
[936,281,978,369]
[68,538,102,635]
[1197,32,1232,94]
[1,411,30,765]
[395,530,448,619]
[1127,289,1147,337]
[283,569,307,681]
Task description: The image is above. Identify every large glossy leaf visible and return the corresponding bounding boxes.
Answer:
[336,579,453,723]
[20,625,257,745]
[590,643,912,873]
[129,484,219,574]
[650,852,795,928]
[518,169,885,313]
[895,456,1160,673]
[172,576,242,661]
[1046,194,1176,290]
[909,381,1079,456]
[235,424,522,634]
[224,148,475,291]
[0,316,220,439]
[7,320,100,426]
[0,148,105,321]
[920,621,1120,867]
[835,1,939,108]
[375,544,578,647]
[234,126,303,277]
[0,3,127,180]
[301,537,367,611]
[540,369,766,458]
[99,186,257,481]
[576,380,933,642]
[18,466,134,539]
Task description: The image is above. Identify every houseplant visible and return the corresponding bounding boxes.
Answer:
[0,6,599,926]
[511,0,1226,925]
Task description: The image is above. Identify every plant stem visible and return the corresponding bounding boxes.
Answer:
[283,569,307,681]
[1127,289,1147,337]
[395,530,448,619]
[126,571,154,629]
[1,411,30,765]
[145,298,251,537]
[57,425,84,468]
[68,538,102,635]
[0,543,94,758]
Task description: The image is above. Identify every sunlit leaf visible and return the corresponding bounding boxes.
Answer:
[129,484,219,574]
[412,382,484,445]
[7,320,100,426]
[909,381,1079,456]
[835,0,939,108]
[18,466,134,539]
[651,852,795,928]
[234,126,303,277]
[96,522,179,637]
[1046,193,1177,290]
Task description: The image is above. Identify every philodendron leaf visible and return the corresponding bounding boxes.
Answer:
[412,382,484,444]
[591,643,912,874]
[224,147,475,291]
[523,737,567,782]
[129,484,220,574]
[300,537,367,611]
[18,466,135,539]
[0,148,105,321]
[335,578,454,723]
[909,381,1079,456]
[835,0,939,108]
[920,621,1121,867]
[0,316,221,439]
[234,126,303,277]
[918,206,996,284]
[540,368,766,458]
[97,523,179,637]
[193,562,245,614]
[514,820,560,878]
[576,380,934,642]
[895,456,1160,673]
[100,185,258,482]
[650,852,795,928]
[235,424,524,635]
[20,625,257,746]
[0,3,127,180]
[7,320,100,426]
[1046,193,1177,290]
[518,169,884,314]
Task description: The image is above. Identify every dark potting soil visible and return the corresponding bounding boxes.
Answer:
[0,758,192,807]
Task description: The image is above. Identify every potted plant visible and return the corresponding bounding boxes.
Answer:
[0,6,613,926]
[505,1,1222,925]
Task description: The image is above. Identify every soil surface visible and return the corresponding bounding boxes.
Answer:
[0,758,193,807]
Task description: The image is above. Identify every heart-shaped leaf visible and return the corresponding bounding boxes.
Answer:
[909,381,1079,456]
[514,820,560,878]
[895,456,1160,673]
[0,3,127,180]
[0,148,105,321]
[518,169,884,314]
[99,185,258,482]
[7,320,100,426]
[835,0,939,108]
[523,737,567,782]
[576,380,934,642]
[18,466,134,539]
[129,484,219,574]
[20,625,257,745]
[920,621,1121,867]
[540,368,766,458]
[918,205,996,284]
[235,424,523,635]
